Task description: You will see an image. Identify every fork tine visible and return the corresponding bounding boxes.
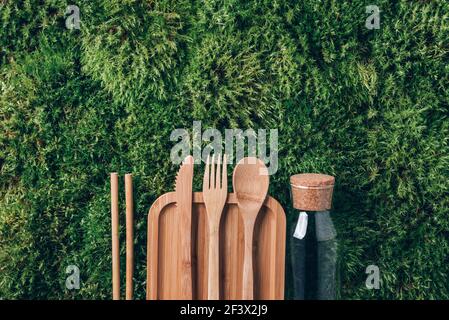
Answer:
[203,154,210,190]
[222,154,227,189]
[211,154,215,189]
[216,154,221,189]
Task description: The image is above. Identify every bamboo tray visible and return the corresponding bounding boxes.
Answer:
[146,192,286,300]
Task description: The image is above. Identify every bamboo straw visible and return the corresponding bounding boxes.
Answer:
[125,174,134,300]
[111,173,120,300]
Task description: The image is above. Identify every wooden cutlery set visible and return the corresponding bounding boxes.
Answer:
[147,155,285,300]
[111,155,286,300]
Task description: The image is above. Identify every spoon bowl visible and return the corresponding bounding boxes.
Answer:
[233,157,269,212]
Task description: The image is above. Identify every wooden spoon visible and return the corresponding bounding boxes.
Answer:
[232,157,269,299]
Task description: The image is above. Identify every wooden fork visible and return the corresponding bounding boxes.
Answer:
[203,154,228,300]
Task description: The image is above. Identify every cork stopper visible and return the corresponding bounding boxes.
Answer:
[290,173,335,211]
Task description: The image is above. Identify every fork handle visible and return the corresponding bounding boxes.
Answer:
[207,225,220,300]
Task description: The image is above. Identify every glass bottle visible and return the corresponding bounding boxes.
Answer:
[290,174,339,300]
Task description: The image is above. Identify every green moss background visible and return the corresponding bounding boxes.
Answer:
[1,0,448,299]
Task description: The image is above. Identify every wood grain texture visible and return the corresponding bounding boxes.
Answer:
[203,154,227,300]
[175,156,194,299]
[146,192,286,300]
[110,173,120,300]
[233,157,269,300]
[125,174,134,300]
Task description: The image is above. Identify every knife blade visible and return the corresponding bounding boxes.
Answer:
[175,155,194,299]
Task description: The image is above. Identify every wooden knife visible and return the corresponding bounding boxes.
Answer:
[175,155,194,299]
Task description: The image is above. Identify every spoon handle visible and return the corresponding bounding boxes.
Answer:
[242,219,255,299]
